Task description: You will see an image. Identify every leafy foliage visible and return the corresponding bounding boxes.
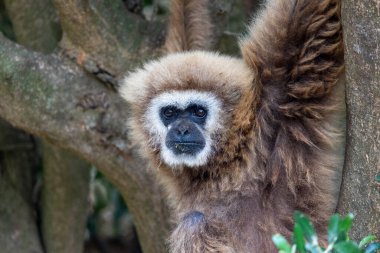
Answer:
[272,212,380,253]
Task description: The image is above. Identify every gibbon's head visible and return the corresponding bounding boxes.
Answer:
[120,51,253,169]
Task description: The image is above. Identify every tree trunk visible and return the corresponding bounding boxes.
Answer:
[0,119,43,253]
[42,143,90,253]
[337,0,380,239]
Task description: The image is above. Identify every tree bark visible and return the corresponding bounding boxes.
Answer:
[42,143,90,253]
[3,2,94,253]
[338,0,380,239]
[52,0,164,81]
[4,0,61,53]
[0,119,43,253]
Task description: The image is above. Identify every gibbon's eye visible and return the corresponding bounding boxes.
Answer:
[160,106,179,126]
[163,107,176,118]
[194,107,207,118]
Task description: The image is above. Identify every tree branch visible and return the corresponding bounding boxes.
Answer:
[0,34,170,253]
[4,0,61,53]
[52,0,165,78]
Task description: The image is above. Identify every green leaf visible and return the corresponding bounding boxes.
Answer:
[293,223,306,253]
[335,213,354,242]
[359,235,377,249]
[272,234,292,252]
[327,214,340,244]
[305,243,324,253]
[339,214,354,234]
[294,211,318,245]
[334,241,361,253]
[375,174,380,183]
[364,243,380,253]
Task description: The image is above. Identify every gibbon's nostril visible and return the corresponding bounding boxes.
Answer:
[177,124,189,135]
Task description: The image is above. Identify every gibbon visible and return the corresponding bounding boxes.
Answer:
[120,0,345,252]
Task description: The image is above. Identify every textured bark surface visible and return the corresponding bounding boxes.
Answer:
[3,2,94,253]
[52,0,165,80]
[4,0,61,53]
[337,0,380,239]
[0,120,43,253]
[42,143,90,253]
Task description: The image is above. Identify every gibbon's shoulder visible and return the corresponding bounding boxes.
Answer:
[119,51,253,107]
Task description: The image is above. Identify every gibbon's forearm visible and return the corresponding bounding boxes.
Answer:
[165,0,213,53]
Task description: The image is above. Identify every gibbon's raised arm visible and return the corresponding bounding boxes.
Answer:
[164,0,213,53]
[240,0,344,220]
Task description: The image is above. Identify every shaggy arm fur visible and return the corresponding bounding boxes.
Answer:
[164,0,213,53]
[240,0,344,229]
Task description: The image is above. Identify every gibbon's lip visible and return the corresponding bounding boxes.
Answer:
[170,142,205,154]
[174,142,203,146]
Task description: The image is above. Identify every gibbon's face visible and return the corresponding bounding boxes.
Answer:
[145,90,222,167]
[120,51,253,169]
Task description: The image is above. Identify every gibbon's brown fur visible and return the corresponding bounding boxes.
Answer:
[120,0,344,252]
[164,0,213,52]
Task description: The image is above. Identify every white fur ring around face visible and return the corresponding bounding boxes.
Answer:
[144,90,222,168]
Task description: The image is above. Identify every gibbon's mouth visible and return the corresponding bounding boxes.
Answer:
[168,142,205,155]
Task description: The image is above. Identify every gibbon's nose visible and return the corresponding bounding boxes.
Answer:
[177,123,190,136]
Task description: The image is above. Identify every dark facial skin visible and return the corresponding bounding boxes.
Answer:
[160,104,207,155]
